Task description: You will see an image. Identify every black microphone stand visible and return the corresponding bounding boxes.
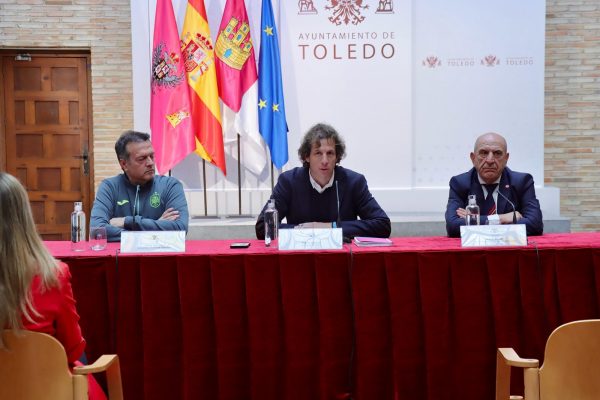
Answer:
[497,187,517,223]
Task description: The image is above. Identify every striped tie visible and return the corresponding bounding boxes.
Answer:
[482,183,498,215]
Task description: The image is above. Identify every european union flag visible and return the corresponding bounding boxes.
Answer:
[258,0,288,169]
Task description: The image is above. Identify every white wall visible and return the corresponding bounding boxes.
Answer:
[131,0,556,217]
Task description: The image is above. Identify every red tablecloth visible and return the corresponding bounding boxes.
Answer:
[46,233,600,400]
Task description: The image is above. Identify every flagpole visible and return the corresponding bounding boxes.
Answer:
[237,133,242,215]
[270,161,274,190]
[147,0,152,82]
[202,159,208,216]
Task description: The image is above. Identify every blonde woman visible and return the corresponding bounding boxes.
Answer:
[0,172,105,400]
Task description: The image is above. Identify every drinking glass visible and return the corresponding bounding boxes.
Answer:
[89,226,107,251]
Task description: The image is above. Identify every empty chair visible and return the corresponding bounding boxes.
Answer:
[495,319,600,400]
[0,330,123,400]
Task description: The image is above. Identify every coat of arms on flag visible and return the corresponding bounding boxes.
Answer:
[215,17,253,70]
[166,110,190,128]
[181,32,214,80]
[152,44,184,89]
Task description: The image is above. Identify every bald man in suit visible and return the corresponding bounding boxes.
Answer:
[445,132,543,238]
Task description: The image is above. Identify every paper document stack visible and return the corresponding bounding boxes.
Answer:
[353,237,393,247]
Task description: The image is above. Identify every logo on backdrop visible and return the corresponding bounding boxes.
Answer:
[422,56,441,68]
[298,0,317,14]
[296,0,398,61]
[505,56,534,66]
[375,0,394,14]
[481,55,500,67]
[297,0,395,23]
[421,54,535,69]
[325,0,369,25]
[447,57,476,67]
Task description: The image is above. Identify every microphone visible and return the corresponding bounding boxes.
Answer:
[335,179,352,243]
[335,181,350,243]
[335,180,341,228]
[497,184,517,224]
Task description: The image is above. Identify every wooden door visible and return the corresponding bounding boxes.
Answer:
[1,52,92,240]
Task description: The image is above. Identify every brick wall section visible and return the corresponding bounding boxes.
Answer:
[1,1,599,230]
[0,0,131,189]
[546,1,600,231]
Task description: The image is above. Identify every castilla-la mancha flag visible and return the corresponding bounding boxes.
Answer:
[150,0,195,175]
[215,0,267,175]
[180,0,227,175]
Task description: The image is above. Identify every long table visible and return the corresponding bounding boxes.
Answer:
[47,233,600,400]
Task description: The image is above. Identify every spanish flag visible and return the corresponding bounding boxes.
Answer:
[180,0,227,175]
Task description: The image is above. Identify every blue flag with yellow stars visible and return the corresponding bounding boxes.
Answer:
[258,0,288,169]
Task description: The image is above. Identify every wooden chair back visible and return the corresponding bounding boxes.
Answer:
[496,319,600,400]
[0,329,88,399]
[539,319,600,399]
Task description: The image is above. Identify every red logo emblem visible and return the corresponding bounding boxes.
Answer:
[298,0,317,14]
[325,0,369,25]
[481,55,500,67]
[375,0,394,14]
[422,56,441,68]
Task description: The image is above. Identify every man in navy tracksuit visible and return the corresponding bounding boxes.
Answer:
[91,130,189,242]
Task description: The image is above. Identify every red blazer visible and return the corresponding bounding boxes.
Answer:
[23,261,86,364]
[22,262,106,400]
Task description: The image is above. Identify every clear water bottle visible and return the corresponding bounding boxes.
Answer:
[264,199,278,248]
[465,194,480,226]
[71,201,87,251]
